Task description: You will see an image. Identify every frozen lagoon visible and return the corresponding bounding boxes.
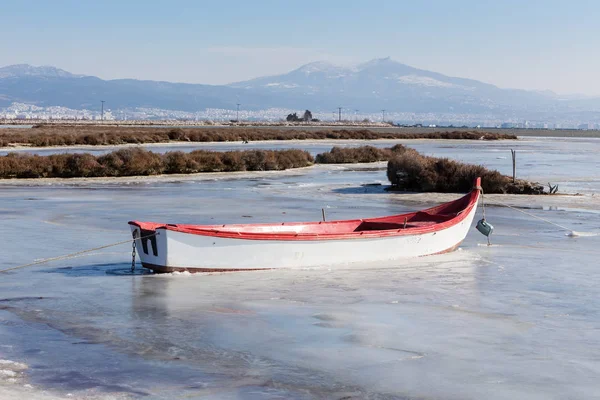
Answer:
[1,138,600,399]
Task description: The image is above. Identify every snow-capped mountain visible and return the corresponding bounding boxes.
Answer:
[230,57,490,92]
[228,57,563,113]
[1,59,599,120]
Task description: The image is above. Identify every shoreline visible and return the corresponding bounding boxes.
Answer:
[0,161,587,194]
[0,137,524,153]
[0,140,591,196]
[1,122,599,138]
[0,120,393,128]
[0,164,595,210]
[0,126,517,149]
[3,134,599,156]
[0,163,323,186]
[2,133,600,154]
[0,145,584,196]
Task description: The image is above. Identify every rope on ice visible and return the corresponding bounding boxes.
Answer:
[0,233,156,274]
[486,199,597,238]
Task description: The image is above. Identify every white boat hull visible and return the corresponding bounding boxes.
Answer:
[129,201,479,272]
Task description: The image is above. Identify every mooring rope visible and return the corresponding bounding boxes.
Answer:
[482,243,600,255]
[0,233,156,274]
[476,186,598,238]
[486,199,576,233]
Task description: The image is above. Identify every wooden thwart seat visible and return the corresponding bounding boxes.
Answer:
[411,211,456,222]
[354,211,457,232]
[354,221,406,232]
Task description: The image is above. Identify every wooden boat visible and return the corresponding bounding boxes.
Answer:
[129,178,482,273]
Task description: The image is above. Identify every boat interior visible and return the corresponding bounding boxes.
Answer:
[130,187,477,236]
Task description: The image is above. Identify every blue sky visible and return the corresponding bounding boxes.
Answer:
[1,0,599,95]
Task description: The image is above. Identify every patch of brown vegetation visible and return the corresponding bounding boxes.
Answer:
[0,126,517,148]
[315,145,405,163]
[386,146,544,194]
[0,143,544,195]
[316,145,543,194]
[0,148,314,179]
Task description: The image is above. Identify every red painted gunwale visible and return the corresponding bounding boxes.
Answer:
[129,178,481,242]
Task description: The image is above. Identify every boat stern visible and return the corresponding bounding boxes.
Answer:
[128,221,168,271]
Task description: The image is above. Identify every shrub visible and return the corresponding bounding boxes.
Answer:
[0,148,315,179]
[163,152,198,174]
[387,152,544,194]
[167,129,187,141]
[99,148,164,176]
[188,151,226,172]
[315,145,408,164]
[275,149,315,169]
[63,153,103,177]
[243,151,274,171]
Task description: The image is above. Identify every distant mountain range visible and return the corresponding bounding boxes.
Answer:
[1,59,599,120]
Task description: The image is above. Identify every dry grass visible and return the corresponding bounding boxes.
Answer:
[313,145,545,194]
[0,148,314,179]
[315,145,408,163]
[0,126,517,148]
[0,143,544,194]
[387,150,545,194]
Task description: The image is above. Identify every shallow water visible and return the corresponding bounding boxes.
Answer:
[0,125,33,129]
[1,148,600,398]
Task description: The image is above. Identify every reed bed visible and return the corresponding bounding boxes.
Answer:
[314,145,544,194]
[315,145,397,163]
[0,148,314,178]
[0,144,544,194]
[386,147,544,194]
[0,126,517,148]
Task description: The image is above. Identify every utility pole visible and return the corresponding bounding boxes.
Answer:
[236,103,240,122]
[381,109,386,122]
[338,107,342,122]
[101,100,105,121]
[355,109,359,122]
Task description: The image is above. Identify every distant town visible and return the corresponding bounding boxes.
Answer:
[1,102,598,130]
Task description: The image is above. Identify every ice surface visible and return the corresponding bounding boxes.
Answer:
[1,138,599,399]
